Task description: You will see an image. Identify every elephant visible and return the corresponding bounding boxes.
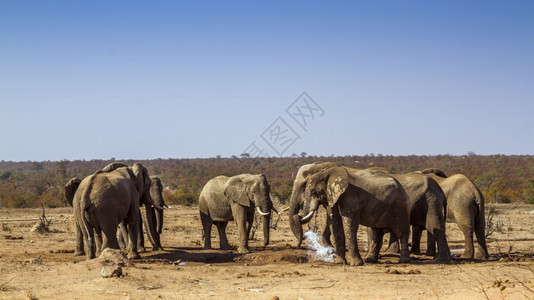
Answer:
[199,173,275,253]
[418,169,489,259]
[289,162,411,266]
[118,175,166,252]
[355,168,451,263]
[66,163,161,259]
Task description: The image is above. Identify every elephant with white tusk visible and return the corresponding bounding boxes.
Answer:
[288,162,412,266]
[199,173,274,253]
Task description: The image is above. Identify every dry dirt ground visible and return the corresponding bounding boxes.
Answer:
[0,204,533,300]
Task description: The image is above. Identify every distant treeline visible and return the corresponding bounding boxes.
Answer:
[1,154,534,208]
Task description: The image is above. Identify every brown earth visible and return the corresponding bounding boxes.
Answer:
[0,204,533,299]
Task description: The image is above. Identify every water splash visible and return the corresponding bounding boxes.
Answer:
[303,230,334,262]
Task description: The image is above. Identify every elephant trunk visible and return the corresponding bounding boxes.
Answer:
[143,203,163,250]
[150,187,166,234]
[262,214,270,246]
[155,207,164,234]
[288,194,304,248]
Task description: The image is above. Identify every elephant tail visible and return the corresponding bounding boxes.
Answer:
[473,184,489,258]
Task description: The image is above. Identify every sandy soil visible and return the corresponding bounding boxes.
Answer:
[0,204,533,300]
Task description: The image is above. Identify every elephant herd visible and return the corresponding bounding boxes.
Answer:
[64,162,489,266]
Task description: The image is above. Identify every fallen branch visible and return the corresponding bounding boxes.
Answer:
[0,276,16,292]
[310,282,336,289]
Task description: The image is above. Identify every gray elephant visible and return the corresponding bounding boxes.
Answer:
[67,163,161,259]
[357,169,451,263]
[118,175,167,252]
[199,174,275,253]
[289,163,411,266]
[419,169,489,259]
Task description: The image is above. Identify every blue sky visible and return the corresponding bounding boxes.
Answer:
[1,1,533,161]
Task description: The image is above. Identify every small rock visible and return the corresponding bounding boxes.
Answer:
[272,296,280,300]
[101,266,123,278]
[98,248,130,267]
[29,256,42,265]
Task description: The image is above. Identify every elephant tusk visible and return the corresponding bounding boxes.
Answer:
[279,206,290,213]
[272,207,280,215]
[256,206,270,216]
[300,210,315,222]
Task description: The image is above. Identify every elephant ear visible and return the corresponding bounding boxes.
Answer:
[326,167,349,206]
[224,175,251,207]
[64,177,81,207]
[132,163,146,194]
[306,167,349,206]
[304,171,327,203]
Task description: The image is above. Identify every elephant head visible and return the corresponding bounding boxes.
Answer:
[100,162,163,211]
[64,177,82,207]
[288,162,338,248]
[224,174,273,246]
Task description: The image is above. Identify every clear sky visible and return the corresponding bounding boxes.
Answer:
[1,1,533,161]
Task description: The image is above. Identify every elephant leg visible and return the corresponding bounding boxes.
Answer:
[474,225,489,259]
[330,204,347,264]
[246,208,254,242]
[322,209,333,247]
[74,221,85,256]
[430,227,451,263]
[365,228,384,263]
[101,225,120,252]
[200,212,213,250]
[411,226,423,255]
[341,213,363,266]
[84,222,96,260]
[118,223,128,250]
[458,220,475,259]
[94,229,103,257]
[215,222,231,250]
[426,230,437,256]
[236,215,250,253]
[137,211,146,253]
[386,232,400,254]
[126,218,140,259]
[396,227,411,264]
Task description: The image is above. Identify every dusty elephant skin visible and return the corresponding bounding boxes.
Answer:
[65,163,160,260]
[354,168,451,263]
[118,176,166,252]
[420,168,489,259]
[289,163,412,266]
[198,173,274,253]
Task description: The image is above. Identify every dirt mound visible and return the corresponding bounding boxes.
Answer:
[236,248,309,264]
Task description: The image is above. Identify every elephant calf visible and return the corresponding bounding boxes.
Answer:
[199,174,274,253]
